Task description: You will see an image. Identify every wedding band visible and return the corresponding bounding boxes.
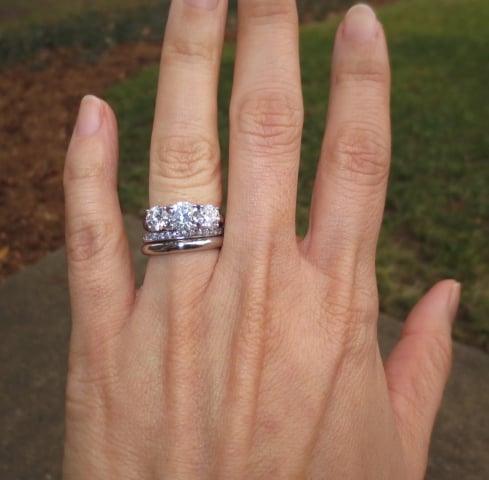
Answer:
[143,226,224,243]
[142,201,224,256]
[141,236,223,256]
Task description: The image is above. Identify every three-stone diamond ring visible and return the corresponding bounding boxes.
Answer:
[142,202,224,256]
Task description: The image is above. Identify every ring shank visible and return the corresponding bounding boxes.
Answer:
[141,236,223,256]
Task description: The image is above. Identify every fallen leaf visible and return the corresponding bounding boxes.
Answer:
[0,246,9,262]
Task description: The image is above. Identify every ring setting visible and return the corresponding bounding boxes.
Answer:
[142,201,224,255]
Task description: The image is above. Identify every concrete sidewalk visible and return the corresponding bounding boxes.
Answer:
[1,216,488,479]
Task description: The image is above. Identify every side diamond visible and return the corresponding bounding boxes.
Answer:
[194,205,221,229]
[145,206,169,232]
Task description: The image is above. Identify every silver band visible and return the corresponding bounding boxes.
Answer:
[141,236,223,256]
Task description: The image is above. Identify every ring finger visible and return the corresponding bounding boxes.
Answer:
[145,0,228,277]
[150,0,227,204]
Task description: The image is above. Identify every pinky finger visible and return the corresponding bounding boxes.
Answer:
[64,96,135,356]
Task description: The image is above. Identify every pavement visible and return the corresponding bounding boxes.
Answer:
[0,215,488,480]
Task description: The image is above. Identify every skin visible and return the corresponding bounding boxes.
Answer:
[62,1,460,479]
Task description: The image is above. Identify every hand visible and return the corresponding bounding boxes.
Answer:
[62,2,460,479]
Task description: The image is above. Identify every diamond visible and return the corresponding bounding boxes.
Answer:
[143,233,155,242]
[145,206,169,232]
[168,202,198,231]
[145,202,222,238]
[194,204,221,229]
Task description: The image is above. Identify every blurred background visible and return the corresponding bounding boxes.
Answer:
[0,0,487,353]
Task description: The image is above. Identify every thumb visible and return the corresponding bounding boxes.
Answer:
[384,280,460,472]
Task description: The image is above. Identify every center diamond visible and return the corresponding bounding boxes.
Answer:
[168,202,198,231]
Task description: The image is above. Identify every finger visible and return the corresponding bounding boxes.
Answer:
[64,96,135,355]
[304,5,391,272]
[149,0,227,206]
[385,280,459,475]
[225,0,303,255]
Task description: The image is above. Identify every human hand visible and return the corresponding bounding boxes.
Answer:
[62,2,460,479]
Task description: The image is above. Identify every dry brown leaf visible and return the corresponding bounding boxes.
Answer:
[0,246,9,262]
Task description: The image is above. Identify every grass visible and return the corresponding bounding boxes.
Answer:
[0,1,171,68]
[0,0,359,68]
[0,0,356,35]
[297,0,489,346]
[381,0,489,346]
[0,0,165,34]
[106,0,489,348]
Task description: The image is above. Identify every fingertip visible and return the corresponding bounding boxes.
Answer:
[74,95,103,138]
[342,4,379,43]
[446,280,461,324]
[334,2,388,67]
[410,279,461,330]
[65,95,118,187]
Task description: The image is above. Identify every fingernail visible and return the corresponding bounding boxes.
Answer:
[447,281,461,323]
[343,4,378,42]
[184,0,219,10]
[75,95,102,138]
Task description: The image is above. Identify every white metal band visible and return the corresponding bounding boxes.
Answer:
[141,236,223,256]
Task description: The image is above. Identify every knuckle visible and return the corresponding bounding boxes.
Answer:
[64,140,106,184]
[66,366,119,422]
[317,277,378,354]
[246,1,297,23]
[426,332,453,379]
[152,134,220,183]
[330,123,389,187]
[320,301,375,354]
[233,90,303,157]
[334,59,389,89]
[396,331,453,415]
[162,37,216,67]
[66,217,112,263]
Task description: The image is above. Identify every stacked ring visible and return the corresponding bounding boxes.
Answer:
[141,201,224,256]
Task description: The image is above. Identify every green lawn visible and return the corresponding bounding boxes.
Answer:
[0,0,164,33]
[106,0,489,348]
[0,1,171,67]
[0,0,355,68]
[0,0,359,34]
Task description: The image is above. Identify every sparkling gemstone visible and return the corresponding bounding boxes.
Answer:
[145,206,169,232]
[194,205,221,229]
[168,202,198,231]
[143,232,160,242]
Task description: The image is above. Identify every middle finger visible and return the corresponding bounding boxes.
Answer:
[224,0,304,257]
